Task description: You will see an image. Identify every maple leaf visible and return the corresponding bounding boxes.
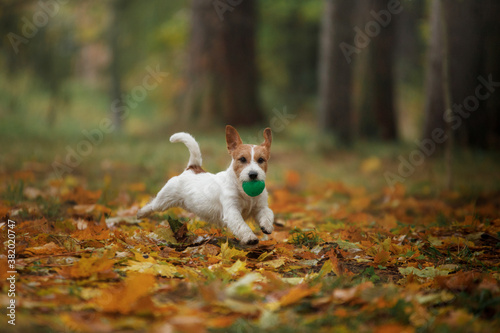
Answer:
[220,241,248,262]
[374,249,391,265]
[71,223,110,241]
[125,261,178,277]
[124,252,178,277]
[94,273,156,314]
[22,242,66,256]
[225,259,248,276]
[57,256,116,279]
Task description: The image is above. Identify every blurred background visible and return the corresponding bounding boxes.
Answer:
[1,0,500,194]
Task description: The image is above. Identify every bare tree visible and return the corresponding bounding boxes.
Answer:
[424,0,498,149]
[359,0,398,141]
[423,0,446,141]
[318,0,357,145]
[183,0,262,127]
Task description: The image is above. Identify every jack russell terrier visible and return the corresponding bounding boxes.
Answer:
[137,125,274,245]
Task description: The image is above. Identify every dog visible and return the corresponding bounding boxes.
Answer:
[137,125,274,245]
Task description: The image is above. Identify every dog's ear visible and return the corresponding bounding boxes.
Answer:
[261,128,272,150]
[226,125,242,153]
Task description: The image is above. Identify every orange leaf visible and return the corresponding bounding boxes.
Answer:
[333,282,373,304]
[95,273,156,314]
[72,224,110,241]
[58,256,115,279]
[436,271,481,291]
[279,284,320,307]
[375,323,414,333]
[22,242,65,256]
[61,186,101,204]
[285,170,301,188]
[374,250,391,265]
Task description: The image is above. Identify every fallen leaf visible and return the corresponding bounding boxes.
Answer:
[279,284,320,307]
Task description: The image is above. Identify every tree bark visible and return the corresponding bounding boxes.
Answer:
[423,0,446,141]
[360,0,398,141]
[443,0,483,147]
[184,0,262,127]
[109,0,125,132]
[481,0,500,148]
[318,0,357,145]
[424,0,496,149]
[371,0,397,140]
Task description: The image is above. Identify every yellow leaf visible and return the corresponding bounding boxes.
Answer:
[125,261,177,277]
[225,260,247,275]
[220,241,248,261]
[317,259,333,278]
[261,258,286,269]
[360,157,381,174]
[257,252,272,261]
[381,238,392,251]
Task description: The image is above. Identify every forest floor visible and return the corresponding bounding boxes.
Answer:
[1,127,500,332]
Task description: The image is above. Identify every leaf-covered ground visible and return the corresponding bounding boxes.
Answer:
[1,168,500,333]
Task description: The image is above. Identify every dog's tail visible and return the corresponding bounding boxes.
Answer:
[170,132,202,168]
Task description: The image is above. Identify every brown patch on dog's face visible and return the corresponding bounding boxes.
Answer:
[231,145,253,179]
[253,145,270,173]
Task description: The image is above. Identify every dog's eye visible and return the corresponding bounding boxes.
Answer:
[257,157,265,164]
[239,157,247,163]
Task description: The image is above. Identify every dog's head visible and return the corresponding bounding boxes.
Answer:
[226,125,272,184]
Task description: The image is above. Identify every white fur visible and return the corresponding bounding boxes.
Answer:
[169,132,202,167]
[137,133,274,245]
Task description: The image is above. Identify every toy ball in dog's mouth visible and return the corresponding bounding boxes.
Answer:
[242,180,265,197]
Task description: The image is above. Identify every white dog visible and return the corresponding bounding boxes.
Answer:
[137,125,274,245]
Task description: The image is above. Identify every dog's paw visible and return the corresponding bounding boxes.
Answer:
[258,208,274,235]
[136,206,150,219]
[260,225,273,234]
[241,236,259,246]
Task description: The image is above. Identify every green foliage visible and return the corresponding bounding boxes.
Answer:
[361,266,380,283]
[289,228,323,247]
[2,180,25,203]
[165,214,188,234]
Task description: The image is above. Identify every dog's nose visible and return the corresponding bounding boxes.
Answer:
[248,171,258,180]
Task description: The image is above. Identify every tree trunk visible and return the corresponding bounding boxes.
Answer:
[109,0,125,132]
[184,0,262,127]
[424,0,494,149]
[318,0,357,145]
[365,0,398,141]
[423,0,446,141]
[443,0,484,147]
[481,0,500,148]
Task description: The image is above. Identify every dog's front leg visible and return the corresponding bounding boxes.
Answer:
[255,207,274,235]
[223,206,259,245]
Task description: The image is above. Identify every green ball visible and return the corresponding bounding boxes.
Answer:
[242,180,265,197]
